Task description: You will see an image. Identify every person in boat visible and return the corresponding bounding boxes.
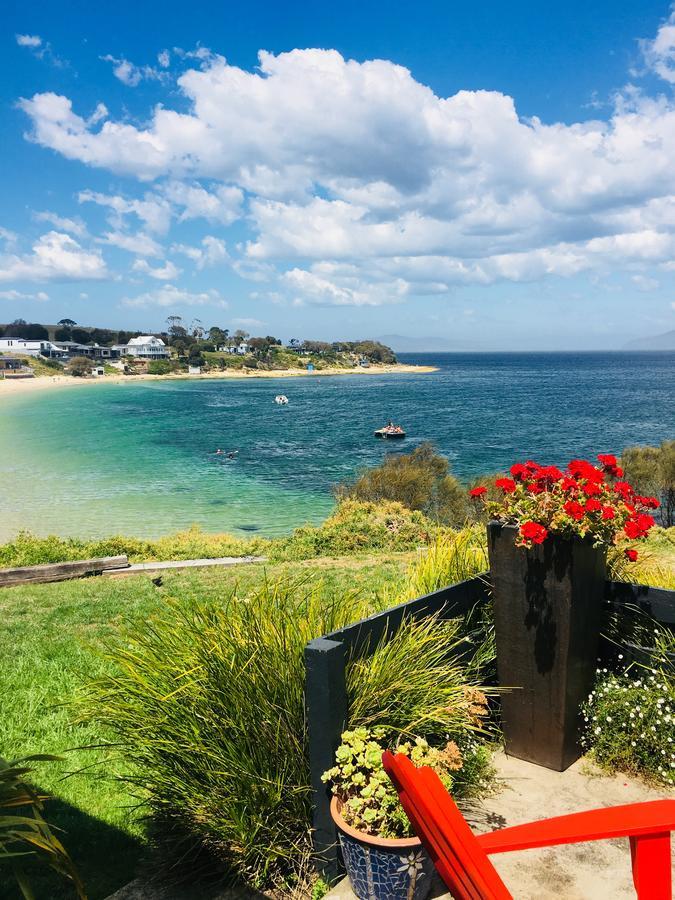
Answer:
[226,450,238,459]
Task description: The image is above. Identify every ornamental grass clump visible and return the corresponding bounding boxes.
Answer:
[469,453,659,558]
[77,577,495,890]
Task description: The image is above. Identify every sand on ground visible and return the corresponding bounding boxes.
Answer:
[0,363,437,399]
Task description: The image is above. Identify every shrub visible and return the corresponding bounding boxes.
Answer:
[272,499,439,560]
[582,664,675,787]
[147,359,173,375]
[76,578,495,889]
[65,356,93,377]
[337,443,468,526]
[622,441,675,527]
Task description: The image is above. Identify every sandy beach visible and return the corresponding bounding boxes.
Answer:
[0,363,437,398]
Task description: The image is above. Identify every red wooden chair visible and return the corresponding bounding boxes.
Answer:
[382,751,675,900]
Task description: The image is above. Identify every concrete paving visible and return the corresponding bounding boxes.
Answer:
[327,751,675,899]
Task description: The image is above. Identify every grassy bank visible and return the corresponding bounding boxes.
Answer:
[0,553,413,900]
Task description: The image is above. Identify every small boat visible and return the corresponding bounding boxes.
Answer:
[374,422,406,439]
[275,395,289,405]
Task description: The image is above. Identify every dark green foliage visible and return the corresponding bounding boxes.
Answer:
[338,442,468,526]
[2,321,49,340]
[147,359,174,375]
[0,755,86,899]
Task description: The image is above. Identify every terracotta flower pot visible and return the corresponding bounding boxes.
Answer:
[487,521,607,771]
[330,796,434,900]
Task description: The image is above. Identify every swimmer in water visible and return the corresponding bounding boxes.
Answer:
[215,448,224,455]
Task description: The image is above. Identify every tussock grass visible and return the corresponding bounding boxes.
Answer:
[74,575,494,890]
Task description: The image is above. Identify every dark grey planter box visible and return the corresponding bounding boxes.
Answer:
[487,521,607,771]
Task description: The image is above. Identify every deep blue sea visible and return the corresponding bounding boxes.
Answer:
[0,352,672,540]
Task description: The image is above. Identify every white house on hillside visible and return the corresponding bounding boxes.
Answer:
[0,338,65,359]
[218,342,250,355]
[113,336,170,359]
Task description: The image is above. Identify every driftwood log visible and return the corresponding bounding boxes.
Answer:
[0,556,129,587]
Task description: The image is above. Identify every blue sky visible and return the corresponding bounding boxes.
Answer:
[2,0,675,349]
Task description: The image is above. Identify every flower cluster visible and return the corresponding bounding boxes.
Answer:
[469,454,658,554]
[582,667,675,787]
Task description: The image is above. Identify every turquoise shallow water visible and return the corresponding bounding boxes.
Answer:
[0,351,673,541]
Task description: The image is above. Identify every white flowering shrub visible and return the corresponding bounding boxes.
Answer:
[582,665,675,786]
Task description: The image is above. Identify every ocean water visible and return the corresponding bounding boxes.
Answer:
[0,352,672,541]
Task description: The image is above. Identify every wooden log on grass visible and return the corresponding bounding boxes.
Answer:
[0,555,129,587]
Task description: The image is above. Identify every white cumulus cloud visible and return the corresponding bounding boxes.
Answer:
[0,289,49,301]
[0,232,108,282]
[16,34,42,48]
[171,236,228,269]
[132,258,181,280]
[121,284,227,308]
[641,8,675,84]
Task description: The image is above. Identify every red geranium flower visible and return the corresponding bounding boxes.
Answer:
[597,453,617,468]
[469,486,487,498]
[526,482,543,494]
[638,495,660,510]
[585,498,602,513]
[510,463,529,481]
[624,548,638,562]
[601,506,615,520]
[561,476,577,491]
[608,465,624,478]
[520,521,548,544]
[495,477,517,493]
[582,481,602,497]
[614,481,634,500]
[564,500,586,521]
[568,459,605,483]
[624,513,655,540]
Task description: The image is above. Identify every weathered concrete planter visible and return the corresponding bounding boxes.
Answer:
[330,797,433,900]
[487,521,607,771]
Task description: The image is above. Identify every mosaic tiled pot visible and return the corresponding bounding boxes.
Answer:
[330,797,434,900]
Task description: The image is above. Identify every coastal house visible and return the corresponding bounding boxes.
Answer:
[0,357,24,372]
[0,338,65,359]
[54,341,121,360]
[113,336,170,359]
[218,342,250,355]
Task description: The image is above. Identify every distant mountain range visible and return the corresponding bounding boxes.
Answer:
[622,329,675,351]
[377,334,488,352]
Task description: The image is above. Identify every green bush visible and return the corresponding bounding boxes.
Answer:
[147,359,173,375]
[337,442,468,526]
[76,578,495,889]
[582,666,675,787]
[272,499,439,560]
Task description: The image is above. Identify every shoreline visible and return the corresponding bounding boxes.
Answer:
[0,363,437,397]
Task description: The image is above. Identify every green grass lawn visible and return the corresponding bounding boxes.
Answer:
[0,553,412,900]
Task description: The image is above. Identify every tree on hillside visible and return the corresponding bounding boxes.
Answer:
[57,318,77,327]
[621,441,675,526]
[5,321,49,340]
[337,442,468,526]
[208,326,229,346]
[232,329,249,347]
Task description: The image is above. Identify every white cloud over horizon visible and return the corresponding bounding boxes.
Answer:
[121,283,227,308]
[7,26,675,315]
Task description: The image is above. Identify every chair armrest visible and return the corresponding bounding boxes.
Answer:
[477,799,675,854]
